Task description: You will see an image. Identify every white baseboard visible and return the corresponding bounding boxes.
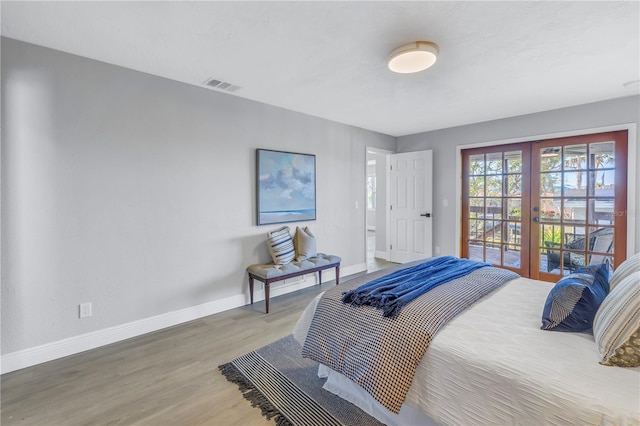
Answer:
[0,293,247,374]
[1,262,367,374]
[339,262,367,280]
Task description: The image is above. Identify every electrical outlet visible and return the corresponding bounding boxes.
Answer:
[79,302,92,318]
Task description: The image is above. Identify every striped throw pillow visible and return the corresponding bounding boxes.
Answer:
[593,271,640,367]
[267,226,295,265]
[609,252,640,290]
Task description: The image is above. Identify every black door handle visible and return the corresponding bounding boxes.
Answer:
[420,213,431,217]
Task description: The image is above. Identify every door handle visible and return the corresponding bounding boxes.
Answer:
[420,213,431,218]
[533,217,540,222]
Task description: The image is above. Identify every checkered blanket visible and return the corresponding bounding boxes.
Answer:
[301,261,519,414]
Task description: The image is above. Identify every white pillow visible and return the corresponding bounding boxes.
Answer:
[593,271,640,367]
[609,252,640,290]
[267,226,295,265]
[294,226,317,261]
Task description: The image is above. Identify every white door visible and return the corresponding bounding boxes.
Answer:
[390,150,433,263]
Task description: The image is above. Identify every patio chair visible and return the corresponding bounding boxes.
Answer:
[588,229,614,272]
[545,232,595,273]
[545,228,613,273]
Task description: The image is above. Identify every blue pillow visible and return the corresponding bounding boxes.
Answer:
[541,264,610,332]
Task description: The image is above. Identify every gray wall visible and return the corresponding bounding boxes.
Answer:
[1,38,395,355]
[397,96,640,257]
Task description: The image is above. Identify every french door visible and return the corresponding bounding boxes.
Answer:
[461,131,628,281]
[462,143,532,276]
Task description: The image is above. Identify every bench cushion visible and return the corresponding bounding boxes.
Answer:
[247,253,341,280]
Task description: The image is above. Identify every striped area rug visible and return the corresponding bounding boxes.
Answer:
[219,335,382,426]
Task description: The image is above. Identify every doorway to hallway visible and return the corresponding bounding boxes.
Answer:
[366,147,394,272]
[367,229,395,272]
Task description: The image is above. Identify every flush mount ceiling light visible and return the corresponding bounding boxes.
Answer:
[387,41,439,74]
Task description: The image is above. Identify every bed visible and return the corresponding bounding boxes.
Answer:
[293,257,640,426]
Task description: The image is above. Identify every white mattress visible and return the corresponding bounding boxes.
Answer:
[293,277,640,426]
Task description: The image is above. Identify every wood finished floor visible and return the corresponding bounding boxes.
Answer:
[1,259,395,426]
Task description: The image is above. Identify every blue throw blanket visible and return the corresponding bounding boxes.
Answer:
[341,256,490,318]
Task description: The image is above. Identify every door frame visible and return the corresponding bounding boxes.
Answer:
[455,123,637,257]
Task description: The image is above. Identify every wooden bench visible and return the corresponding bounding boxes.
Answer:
[246,253,341,313]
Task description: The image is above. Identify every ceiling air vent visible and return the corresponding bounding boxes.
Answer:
[203,77,241,93]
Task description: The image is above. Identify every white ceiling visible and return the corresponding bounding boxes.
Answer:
[2,1,639,137]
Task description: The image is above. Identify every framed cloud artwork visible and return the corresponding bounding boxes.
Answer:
[256,149,316,226]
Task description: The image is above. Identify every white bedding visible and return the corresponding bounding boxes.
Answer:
[293,276,640,426]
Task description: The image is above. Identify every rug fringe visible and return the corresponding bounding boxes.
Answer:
[219,362,293,426]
